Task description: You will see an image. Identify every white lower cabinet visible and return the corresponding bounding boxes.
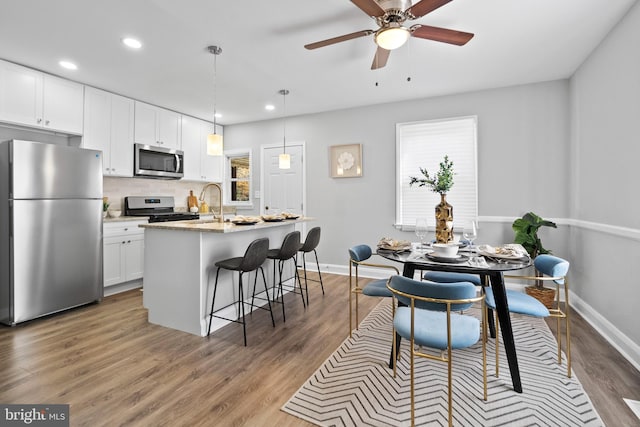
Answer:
[103,221,145,287]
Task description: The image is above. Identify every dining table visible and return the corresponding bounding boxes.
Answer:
[377,244,532,393]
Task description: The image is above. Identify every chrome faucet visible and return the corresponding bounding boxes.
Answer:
[199,183,224,223]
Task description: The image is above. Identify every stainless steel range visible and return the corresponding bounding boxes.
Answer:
[124,196,199,223]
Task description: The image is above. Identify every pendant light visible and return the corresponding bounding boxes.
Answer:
[278,89,290,169]
[206,45,223,156]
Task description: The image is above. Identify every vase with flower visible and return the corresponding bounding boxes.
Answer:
[409,155,455,243]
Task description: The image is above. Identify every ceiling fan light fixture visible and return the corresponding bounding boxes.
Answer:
[375,26,410,50]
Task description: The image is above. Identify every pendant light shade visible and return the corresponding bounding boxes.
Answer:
[279,89,290,170]
[207,133,223,156]
[207,45,223,156]
[279,153,291,169]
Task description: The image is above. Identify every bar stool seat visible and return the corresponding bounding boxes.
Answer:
[268,231,305,322]
[207,237,274,346]
[297,227,324,305]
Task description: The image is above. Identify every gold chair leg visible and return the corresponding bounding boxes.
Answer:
[410,337,415,427]
[565,282,572,378]
[447,345,453,427]
[348,263,353,337]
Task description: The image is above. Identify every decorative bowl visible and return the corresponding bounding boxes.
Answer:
[431,243,459,258]
[108,210,122,218]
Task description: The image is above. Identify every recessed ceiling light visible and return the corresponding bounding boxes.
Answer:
[59,60,77,70]
[122,37,142,49]
[214,113,222,119]
[265,104,275,111]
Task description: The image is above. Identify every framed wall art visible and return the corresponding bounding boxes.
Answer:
[330,143,362,178]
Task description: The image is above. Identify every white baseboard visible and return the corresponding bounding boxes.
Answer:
[569,291,640,373]
[319,262,640,373]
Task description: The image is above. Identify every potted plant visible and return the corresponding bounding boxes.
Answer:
[103,197,110,218]
[512,211,557,307]
[409,155,455,243]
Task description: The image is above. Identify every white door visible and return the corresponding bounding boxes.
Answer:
[262,144,304,215]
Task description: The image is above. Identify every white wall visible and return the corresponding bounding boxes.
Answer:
[569,1,640,363]
[226,80,570,266]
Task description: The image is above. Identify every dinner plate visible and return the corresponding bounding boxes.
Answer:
[425,253,469,263]
[232,221,258,226]
[378,246,412,253]
[283,216,300,220]
[477,246,528,260]
[261,217,284,222]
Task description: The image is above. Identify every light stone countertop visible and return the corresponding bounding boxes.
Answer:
[138,217,313,233]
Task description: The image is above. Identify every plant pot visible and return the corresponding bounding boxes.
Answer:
[524,285,555,309]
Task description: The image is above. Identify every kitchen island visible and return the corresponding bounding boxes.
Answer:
[139,218,311,336]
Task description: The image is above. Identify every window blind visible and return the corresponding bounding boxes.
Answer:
[396,116,478,232]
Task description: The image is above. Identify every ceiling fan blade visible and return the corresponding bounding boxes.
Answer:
[406,0,453,19]
[351,0,386,18]
[371,47,390,70]
[305,30,374,50]
[411,24,474,45]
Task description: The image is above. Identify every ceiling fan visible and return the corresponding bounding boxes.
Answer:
[304,0,474,70]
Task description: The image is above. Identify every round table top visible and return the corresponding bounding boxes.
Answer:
[376,246,532,274]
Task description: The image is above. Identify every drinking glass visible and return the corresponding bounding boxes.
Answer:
[415,218,429,247]
[463,220,478,249]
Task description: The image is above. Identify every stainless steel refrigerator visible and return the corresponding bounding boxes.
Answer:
[0,140,103,325]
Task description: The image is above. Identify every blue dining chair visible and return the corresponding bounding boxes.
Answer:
[485,254,571,377]
[348,244,399,337]
[387,275,487,427]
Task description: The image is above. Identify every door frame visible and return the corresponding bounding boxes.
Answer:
[259,141,306,217]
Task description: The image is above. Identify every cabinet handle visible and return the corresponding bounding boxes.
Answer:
[127,240,131,243]
[122,241,126,244]
[45,120,50,126]
[124,228,128,231]
[37,118,42,124]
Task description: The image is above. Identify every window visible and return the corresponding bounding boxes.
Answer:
[225,149,252,207]
[396,116,477,231]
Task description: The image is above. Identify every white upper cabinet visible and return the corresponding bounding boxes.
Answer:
[83,87,134,176]
[0,60,83,134]
[42,75,84,134]
[181,116,222,182]
[134,101,181,149]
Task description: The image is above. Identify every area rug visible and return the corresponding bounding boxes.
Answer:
[282,301,603,426]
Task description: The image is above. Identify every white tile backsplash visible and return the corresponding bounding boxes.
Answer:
[103,177,221,212]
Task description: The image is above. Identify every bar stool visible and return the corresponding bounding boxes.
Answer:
[207,237,274,346]
[268,231,304,322]
[298,227,324,305]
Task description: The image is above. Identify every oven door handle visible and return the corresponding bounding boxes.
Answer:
[175,153,181,173]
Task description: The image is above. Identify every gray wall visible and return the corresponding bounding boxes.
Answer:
[569,1,640,355]
[226,80,570,266]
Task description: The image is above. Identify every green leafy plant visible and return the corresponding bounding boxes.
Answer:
[409,155,454,194]
[512,211,557,259]
[103,197,110,212]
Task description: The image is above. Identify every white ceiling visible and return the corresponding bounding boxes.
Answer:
[0,0,636,125]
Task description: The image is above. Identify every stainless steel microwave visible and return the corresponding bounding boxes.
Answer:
[134,143,184,179]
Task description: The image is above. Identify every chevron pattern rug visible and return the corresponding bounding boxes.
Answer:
[282,300,603,426]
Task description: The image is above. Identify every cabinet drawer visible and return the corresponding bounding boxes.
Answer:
[104,221,145,237]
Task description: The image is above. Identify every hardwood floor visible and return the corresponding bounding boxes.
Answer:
[1,274,639,426]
